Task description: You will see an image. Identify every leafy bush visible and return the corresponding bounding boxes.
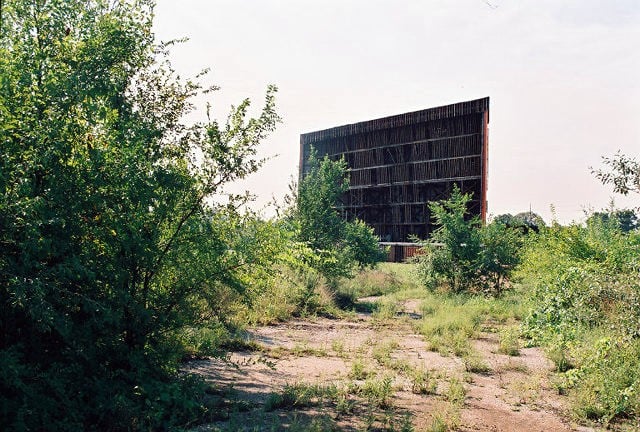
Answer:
[294,151,385,283]
[0,1,284,429]
[493,212,546,233]
[415,186,522,294]
[478,220,523,293]
[416,186,482,292]
[519,222,640,341]
[518,216,640,425]
[498,327,521,356]
[345,219,388,269]
[568,337,640,424]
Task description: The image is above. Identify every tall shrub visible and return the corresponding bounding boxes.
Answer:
[295,151,385,282]
[0,1,279,429]
[416,186,522,294]
[517,216,640,425]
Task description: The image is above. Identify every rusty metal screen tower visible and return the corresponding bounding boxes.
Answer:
[299,97,489,249]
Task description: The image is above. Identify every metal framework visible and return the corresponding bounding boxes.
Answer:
[300,97,489,243]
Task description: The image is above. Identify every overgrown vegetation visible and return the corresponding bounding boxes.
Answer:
[0,1,389,429]
[413,161,640,428]
[415,185,522,295]
[292,149,386,283]
[2,0,638,429]
[517,216,640,426]
[0,0,293,428]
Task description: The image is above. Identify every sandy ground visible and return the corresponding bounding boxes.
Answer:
[185,297,597,431]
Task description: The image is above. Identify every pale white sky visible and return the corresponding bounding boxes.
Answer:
[153,0,640,224]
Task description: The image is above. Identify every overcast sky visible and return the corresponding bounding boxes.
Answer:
[153,0,640,224]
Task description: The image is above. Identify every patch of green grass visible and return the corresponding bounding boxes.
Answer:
[410,367,438,395]
[349,359,373,380]
[263,382,339,411]
[418,290,527,358]
[506,373,543,407]
[214,410,343,432]
[429,414,448,432]
[463,353,492,374]
[388,286,430,301]
[427,402,461,432]
[288,414,342,432]
[336,265,408,300]
[388,358,412,374]
[331,338,346,356]
[498,326,521,356]
[426,329,472,357]
[420,304,480,336]
[264,343,328,359]
[290,343,328,357]
[446,377,466,407]
[372,340,399,366]
[419,298,479,357]
[179,324,258,359]
[378,262,422,290]
[373,298,400,320]
[355,375,395,409]
[497,359,529,373]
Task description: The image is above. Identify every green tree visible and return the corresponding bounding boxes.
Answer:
[417,186,482,292]
[493,212,545,233]
[417,186,522,294]
[587,209,638,232]
[295,150,384,281]
[479,220,522,293]
[0,1,279,429]
[592,152,640,196]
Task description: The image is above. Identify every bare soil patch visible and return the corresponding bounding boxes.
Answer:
[186,298,597,431]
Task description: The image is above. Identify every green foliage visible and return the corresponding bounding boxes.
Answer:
[518,214,640,425]
[591,151,640,196]
[463,353,491,374]
[333,263,418,312]
[478,220,523,293]
[349,359,372,380]
[0,1,282,429]
[418,290,525,357]
[516,160,640,426]
[409,368,438,395]
[493,212,546,233]
[416,186,522,294]
[345,218,387,268]
[568,337,640,425]
[263,383,339,412]
[587,209,638,232]
[359,375,395,409]
[297,150,350,265]
[498,327,521,356]
[445,378,466,407]
[416,186,482,292]
[295,150,385,282]
[518,222,640,341]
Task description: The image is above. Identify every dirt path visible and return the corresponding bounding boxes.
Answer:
[186,297,596,431]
